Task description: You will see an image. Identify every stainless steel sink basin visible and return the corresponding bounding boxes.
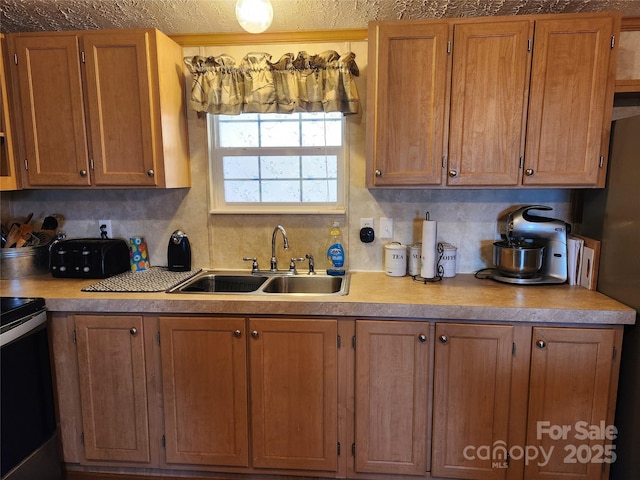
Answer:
[168,272,268,293]
[167,270,349,296]
[261,275,347,295]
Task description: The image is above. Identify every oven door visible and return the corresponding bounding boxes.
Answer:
[1,306,61,480]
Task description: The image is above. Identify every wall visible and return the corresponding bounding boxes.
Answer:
[1,39,572,275]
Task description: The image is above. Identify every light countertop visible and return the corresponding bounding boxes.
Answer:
[0,271,635,325]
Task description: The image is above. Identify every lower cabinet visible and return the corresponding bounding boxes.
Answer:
[524,327,618,480]
[159,315,339,473]
[431,323,518,480]
[159,316,249,467]
[74,314,154,464]
[50,313,622,480]
[354,320,431,475]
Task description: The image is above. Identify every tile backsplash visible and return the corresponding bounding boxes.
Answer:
[1,39,573,275]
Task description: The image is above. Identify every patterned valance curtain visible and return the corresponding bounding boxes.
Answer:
[183,50,360,115]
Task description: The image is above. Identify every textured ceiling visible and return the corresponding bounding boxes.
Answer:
[1,0,640,34]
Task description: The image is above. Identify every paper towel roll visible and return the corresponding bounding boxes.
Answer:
[421,220,437,278]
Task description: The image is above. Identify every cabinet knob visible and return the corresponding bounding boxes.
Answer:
[233,329,242,338]
[525,168,534,176]
[79,170,88,177]
[130,327,138,335]
[146,169,155,177]
[448,170,458,177]
[375,169,382,177]
[439,335,448,344]
[418,334,427,343]
[536,340,546,349]
[251,330,259,339]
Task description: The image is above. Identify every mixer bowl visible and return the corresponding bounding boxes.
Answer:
[493,241,545,278]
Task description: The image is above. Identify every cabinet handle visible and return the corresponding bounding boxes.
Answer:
[439,335,448,344]
[146,169,155,177]
[525,168,534,176]
[418,334,427,343]
[130,327,138,335]
[375,169,382,177]
[536,340,546,349]
[79,170,87,177]
[251,330,259,339]
[448,170,458,177]
[233,329,242,338]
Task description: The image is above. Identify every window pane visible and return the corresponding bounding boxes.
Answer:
[218,120,259,147]
[223,156,259,179]
[224,180,261,202]
[302,180,337,202]
[260,120,301,147]
[302,155,337,179]
[262,180,301,202]
[261,156,300,179]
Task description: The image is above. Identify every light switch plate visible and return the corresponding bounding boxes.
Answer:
[379,217,393,238]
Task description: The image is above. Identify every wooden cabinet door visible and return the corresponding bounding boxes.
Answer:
[524,15,617,186]
[1,34,18,191]
[354,320,430,475]
[525,327,616,480]
[83,31,158,186]
[159,316,249,467]
[74,315,150,463]
[432,323,514,479]
[249,318,338,472]
[366,21,449,186]
[12,34,91,186]
[447,20,531,186]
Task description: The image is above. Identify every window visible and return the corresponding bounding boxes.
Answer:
[208,112,347,213]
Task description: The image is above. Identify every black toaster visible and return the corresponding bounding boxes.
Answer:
[50,238,130,278]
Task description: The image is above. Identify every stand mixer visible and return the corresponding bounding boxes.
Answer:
[488,205,570,285]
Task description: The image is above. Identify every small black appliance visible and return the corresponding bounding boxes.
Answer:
[168,230,191,271]
[50,238,130,278]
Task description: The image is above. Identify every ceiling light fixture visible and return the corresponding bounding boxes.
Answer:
[235,0,274,34]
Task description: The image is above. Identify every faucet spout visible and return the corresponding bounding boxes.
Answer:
[270,225,289,271]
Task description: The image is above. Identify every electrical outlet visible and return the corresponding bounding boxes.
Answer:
[98,220,112,239]
[360,218,374,229]
[379,217,393,238]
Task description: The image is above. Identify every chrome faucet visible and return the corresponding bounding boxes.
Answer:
[270,225,289,271]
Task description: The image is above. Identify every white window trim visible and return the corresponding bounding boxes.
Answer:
[207,114,349,215]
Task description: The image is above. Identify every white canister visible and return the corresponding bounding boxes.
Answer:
[437,242,457,278]
[408,243,422,276]
[384,242,407,277]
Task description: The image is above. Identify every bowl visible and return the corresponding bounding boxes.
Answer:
[493,241,544,278]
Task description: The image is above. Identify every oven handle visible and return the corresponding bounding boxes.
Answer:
[0,310,47,348]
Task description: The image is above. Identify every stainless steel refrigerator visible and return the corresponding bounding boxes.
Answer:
[581,112,640,480]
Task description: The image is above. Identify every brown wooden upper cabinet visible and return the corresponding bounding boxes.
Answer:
[7,29,189,188]
[367,12,620,188]
[0,34,19,191]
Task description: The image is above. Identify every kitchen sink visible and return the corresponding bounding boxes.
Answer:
[167,270,349,296]
[261,275,346,295]
[169,273,269,293]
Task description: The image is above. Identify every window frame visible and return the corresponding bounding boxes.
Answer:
[207,112,349,214]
